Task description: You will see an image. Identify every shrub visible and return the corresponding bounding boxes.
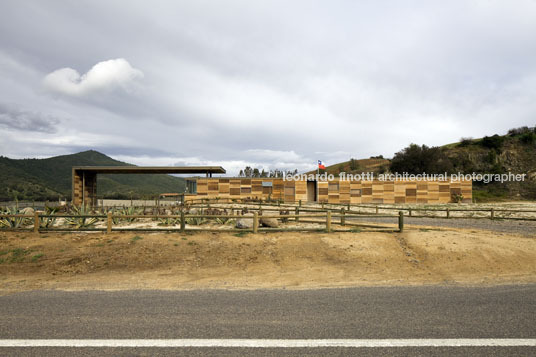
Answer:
[480,134,504,150]
[451,193,464,203]
[65,206,98,228]
[0,207,31,228]
[349,158,359,171]
[520,132,536,145]
[507,126,531,136]
[389,144,453,174]
[459,137,473,146]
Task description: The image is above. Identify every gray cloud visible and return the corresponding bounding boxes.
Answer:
[0,103,60,133]
[0,0,535,174]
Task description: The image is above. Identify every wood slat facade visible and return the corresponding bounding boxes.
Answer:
[189,178,472,204]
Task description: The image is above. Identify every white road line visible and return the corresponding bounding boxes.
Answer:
[0,339,535,348]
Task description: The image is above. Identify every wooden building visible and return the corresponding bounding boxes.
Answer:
[188,177,472,204]
[71,165,472,206]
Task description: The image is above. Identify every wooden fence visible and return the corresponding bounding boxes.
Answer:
[185,198,536,221]
[0,210,404,234]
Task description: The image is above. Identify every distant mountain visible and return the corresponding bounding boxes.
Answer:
[0,150,185,201]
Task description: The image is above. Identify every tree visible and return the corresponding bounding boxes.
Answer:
[389,144,454,174]
[480,134,504,150]
[349,158,359,171]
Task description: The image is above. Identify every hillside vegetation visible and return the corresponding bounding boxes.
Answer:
[442,127,536,201]
[314,126,536,202]
[386,127,536,201]
[0,150,185,201]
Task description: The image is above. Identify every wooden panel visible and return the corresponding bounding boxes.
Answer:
[230,187,240,195]
[219,183,230,193]
[184,177,472,205]
[406,188,416,196]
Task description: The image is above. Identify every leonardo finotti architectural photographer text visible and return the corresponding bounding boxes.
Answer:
[283,172,526,184]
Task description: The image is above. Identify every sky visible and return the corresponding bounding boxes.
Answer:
[0,0,535,175]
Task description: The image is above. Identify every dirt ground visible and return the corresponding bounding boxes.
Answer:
[0,227,535,294]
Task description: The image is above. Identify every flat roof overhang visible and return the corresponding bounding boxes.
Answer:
[72,166,226,175]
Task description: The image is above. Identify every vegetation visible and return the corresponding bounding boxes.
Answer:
[112,206,143,224]
[31,253,44,262]
[238,166,297,177]
[184,216,207,225]
[0,207,31,228]
[40,206,59,228]
[390,144,454,174]
[157,217,180,226]
[480,134,505,150]
[65,206,99,228]
[131,235,143,242]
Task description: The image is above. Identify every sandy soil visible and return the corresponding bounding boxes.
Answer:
[0,228,535,294]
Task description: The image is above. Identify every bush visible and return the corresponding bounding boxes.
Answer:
[459,137,473,146]
[480,134,504,150]
[349,158,359,171]
[520,132,536,145]
[389,144,453,174]
[507,126,531,136]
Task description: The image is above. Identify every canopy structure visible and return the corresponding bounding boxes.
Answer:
[72,166,226,206]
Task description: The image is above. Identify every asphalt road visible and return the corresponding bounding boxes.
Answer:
[1,285,535,356]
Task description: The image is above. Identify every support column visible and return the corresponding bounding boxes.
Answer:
[72,169,84,206]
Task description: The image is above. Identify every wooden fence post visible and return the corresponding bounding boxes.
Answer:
[253,212,259,233]
[341,207,345,226]
[446,208,450,219]
[326,211,332,233]
[347,203,350,211]
[180,210,185,232]
[295,207,299,222]
[299,199,302,207]
[375,205,379,214]
[33,211,39,233]
[409,208,412,217]
[398,211,404,232]
[107,212,112,234]
[490,208,494,220]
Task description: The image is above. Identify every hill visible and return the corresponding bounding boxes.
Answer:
[308,157,390,176]
[318,126,536,202]
[0,150,185,201]
[441,128,536,201]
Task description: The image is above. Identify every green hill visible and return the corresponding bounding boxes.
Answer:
[0,150,185,201]
[441,128,536,201]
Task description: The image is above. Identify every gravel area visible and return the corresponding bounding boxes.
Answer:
[348,216,536,236]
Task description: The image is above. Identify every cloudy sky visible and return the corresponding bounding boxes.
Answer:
[1,1,535,175]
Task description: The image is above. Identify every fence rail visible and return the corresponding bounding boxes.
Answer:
[186,199,536,221]
[0,210,404,234]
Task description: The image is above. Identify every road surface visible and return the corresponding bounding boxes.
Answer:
[0,284,535,356]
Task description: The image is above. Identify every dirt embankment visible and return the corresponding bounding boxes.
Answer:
[0,228,535,294]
